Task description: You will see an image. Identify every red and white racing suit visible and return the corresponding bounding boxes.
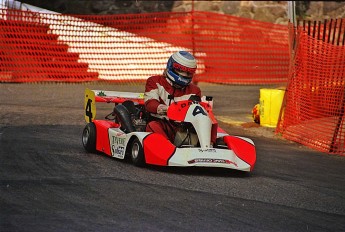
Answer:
[144,75,216,143]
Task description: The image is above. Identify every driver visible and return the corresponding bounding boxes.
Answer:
[144,51,201,142]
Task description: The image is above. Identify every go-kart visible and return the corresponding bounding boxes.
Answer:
[82,88,256,172]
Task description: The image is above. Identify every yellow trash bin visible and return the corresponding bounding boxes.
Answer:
[259,88,285,127]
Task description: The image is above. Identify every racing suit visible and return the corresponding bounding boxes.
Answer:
[145,75,216,143]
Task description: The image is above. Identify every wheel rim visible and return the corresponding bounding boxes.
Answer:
[131,142,140,159]
[82,129,89,146]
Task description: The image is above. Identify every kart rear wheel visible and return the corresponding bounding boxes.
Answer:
[82,122,96,153]
[130,137,145,167]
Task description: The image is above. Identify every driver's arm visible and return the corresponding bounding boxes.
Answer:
[144,76,166,114]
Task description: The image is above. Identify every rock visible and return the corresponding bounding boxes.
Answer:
[17,0,345,24]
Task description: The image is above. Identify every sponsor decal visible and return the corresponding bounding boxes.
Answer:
[178,103,207,117]
[180,101,193,108]
[178,76,191,84]
[198,148,216,153]
[115,132,125,137]
[173,62,196,74]
[188,158,238,167]
[110,136,126,158]
[112,136,125,145]
[112,146,125,156]
[97,91,106,96]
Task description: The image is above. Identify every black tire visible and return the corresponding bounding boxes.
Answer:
[130,137,145,167]
[82,122,96,153]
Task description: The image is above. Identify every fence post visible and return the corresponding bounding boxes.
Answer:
[191,0,195,56]
[330,91,345,153]
[287,1,297,27]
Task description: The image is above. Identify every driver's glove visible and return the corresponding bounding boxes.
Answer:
[157,104,168,115]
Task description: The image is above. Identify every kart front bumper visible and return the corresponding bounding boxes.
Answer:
[168,147,252,172]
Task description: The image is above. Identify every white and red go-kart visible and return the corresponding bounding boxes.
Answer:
[82,88,256,172]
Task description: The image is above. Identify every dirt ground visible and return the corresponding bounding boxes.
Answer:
[0,82,279,138]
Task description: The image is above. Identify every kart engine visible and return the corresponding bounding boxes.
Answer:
[174,124,199,147]
[132,117,147,132]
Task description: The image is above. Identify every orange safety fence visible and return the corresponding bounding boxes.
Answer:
[276,20,345,155]
[0,9,289,84]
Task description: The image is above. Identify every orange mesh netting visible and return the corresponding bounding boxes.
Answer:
[276,20,345,155]
[0,10,99,82]
[0,9,289,83]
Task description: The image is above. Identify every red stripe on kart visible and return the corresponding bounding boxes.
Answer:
[223,136,256,171]
[143,133,176,166]
[94,120,120,156]
[95,96,144,105]
[217,127,227,133]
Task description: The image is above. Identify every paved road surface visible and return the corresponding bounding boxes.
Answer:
[1,83,345,232]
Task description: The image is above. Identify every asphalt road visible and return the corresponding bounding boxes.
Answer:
[1,83,345,232]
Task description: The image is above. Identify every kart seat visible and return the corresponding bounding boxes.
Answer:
[113,104,136,133]
[122,100,137,115]
[114,100,147,133]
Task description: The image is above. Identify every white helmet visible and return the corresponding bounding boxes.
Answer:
[166,51,197,88]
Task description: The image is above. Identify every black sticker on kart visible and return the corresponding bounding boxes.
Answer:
[192,106,206,116]
[85,98,93,122]
[180,101,193,109]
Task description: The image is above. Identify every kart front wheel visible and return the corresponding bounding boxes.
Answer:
[82,122,96,153]
[130,137,145,167]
